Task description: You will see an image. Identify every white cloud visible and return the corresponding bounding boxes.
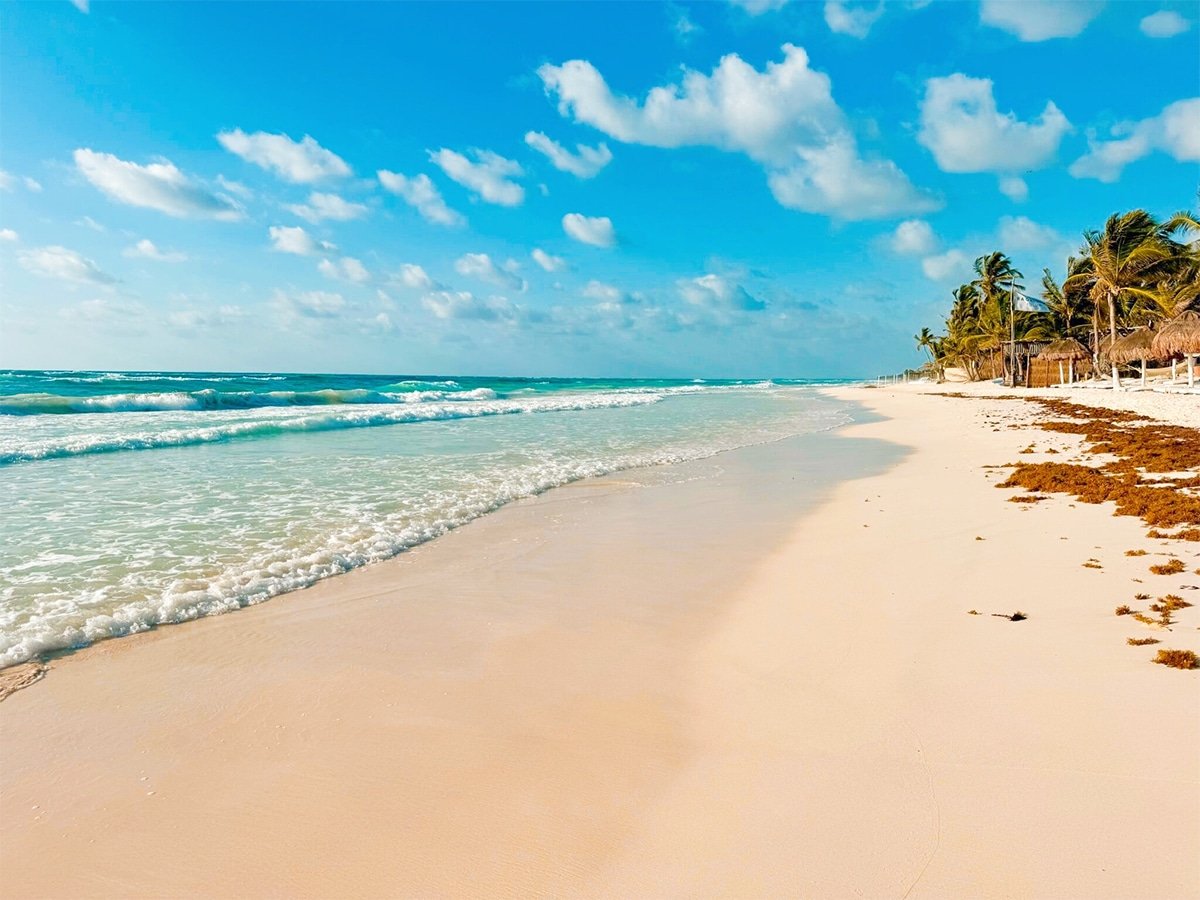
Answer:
[377,170,465,227]
[581,280,625,303]
[1069,98,1200,182]
[272,288,348,320]
[766,140,940,219]
[318,256,370,284]
[671,4,701,40]
[394,263,435,290]
[422,289,516,322]
[430,148,524,206]
[562,212,615,247]
[0,228,18,242]
[23,177,42,192]
[123,238,187,262]
[217,175,253,198]
[216,129,350,183]
[285,191,368,223]
[76,215,106,232]
[918,75,1071,174]
[523,132,613,178]
[74,149,243,220]
[728,0,789,13]
[890,219,937,255]
[997,215,1069,253]
[679,274,766,312]
[454,252,526,291]
[538,44,936,220]
[168,305,246,330]
[979,0,1105,40]
[1140,9,1191,37]
[268,224,334,256]
[998,176,1029,202]
[70,0,89,12]
[0,171,12,190]
[531,248,566,272]
[921,249,970,282]
[19,245,116,284]
[824,1,885,37]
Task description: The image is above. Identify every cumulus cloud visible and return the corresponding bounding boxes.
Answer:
[285,191,368,223]
[318,256,370,283]
[679,273,766,312]
[1140,9,1191,37]
[377,170,465,227]
[454,252,526,291]
[979,0,1105,40]
[921,249,970,282]
[890,219,937,255]
[998,176,1029,202]
[0,171,11,190]
[996,215,1071,254]
[430,148,524,206]
[272,288,348,320]
[70,0,89,11]
[0,228,18,241]
[918,75,1071,174]
[123,238,187,262]
[824,1,885,37]
[728,0,789,13]
[268,224,334,256]
[74,149,243,220]
[538,44,936,219]
[531,248,566,272]
[1069,98,1200,182]
[562,212,616,247]
[394,263,436,290]
[581,280,626,303]
[523,132,613,178]
[19,245,116,284]
[216,129,351,183]
[422,289,517,322]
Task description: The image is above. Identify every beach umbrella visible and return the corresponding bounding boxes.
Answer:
[1038,337,1089,384]
[1106,327,1157,387]
[1150,311,1200,388]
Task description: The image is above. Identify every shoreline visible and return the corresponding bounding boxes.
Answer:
[0,387,860,693]
[2,385,1198,896]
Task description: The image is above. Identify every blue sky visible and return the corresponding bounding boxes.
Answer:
[0,0,1196,377]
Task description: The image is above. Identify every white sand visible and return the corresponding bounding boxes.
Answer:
[2,385,1197,898]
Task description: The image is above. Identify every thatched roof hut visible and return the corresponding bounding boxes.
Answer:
[1106,327,1156,365]
[1038,338,1089,361]
[1151,311,1200,388]
[1150,311,1200,359]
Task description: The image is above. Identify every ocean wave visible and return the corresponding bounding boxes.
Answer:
[0,386,499,415]
[0,392,661,465]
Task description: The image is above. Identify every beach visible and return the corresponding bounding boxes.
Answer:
[2,384,1198,898]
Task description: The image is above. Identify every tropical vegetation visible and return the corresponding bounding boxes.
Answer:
[916,207,1199,383]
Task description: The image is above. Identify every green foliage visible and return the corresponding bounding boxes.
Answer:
[922,208,1198,381]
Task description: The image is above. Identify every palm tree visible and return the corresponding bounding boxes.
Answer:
[971,252,1023,381]
[1065,210,1180,389]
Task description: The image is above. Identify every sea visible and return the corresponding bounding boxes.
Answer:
[0,370,855,667]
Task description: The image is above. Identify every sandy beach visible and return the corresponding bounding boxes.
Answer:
[2,384,1198,898]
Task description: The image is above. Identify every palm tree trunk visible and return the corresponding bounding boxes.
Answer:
[1108,291,1120,391]
[1091,310,1100,381]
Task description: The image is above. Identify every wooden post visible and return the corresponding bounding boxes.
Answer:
[1058,361,1065,385]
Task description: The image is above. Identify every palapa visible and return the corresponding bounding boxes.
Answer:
[1106,328,1156,365]
[1037,338,1089,361]
[1107,327,1156,387]
[1150,311,1200,388]
[1038,337,1089,385]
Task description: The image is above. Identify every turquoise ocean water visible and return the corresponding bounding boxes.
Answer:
[0,370,854,667]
